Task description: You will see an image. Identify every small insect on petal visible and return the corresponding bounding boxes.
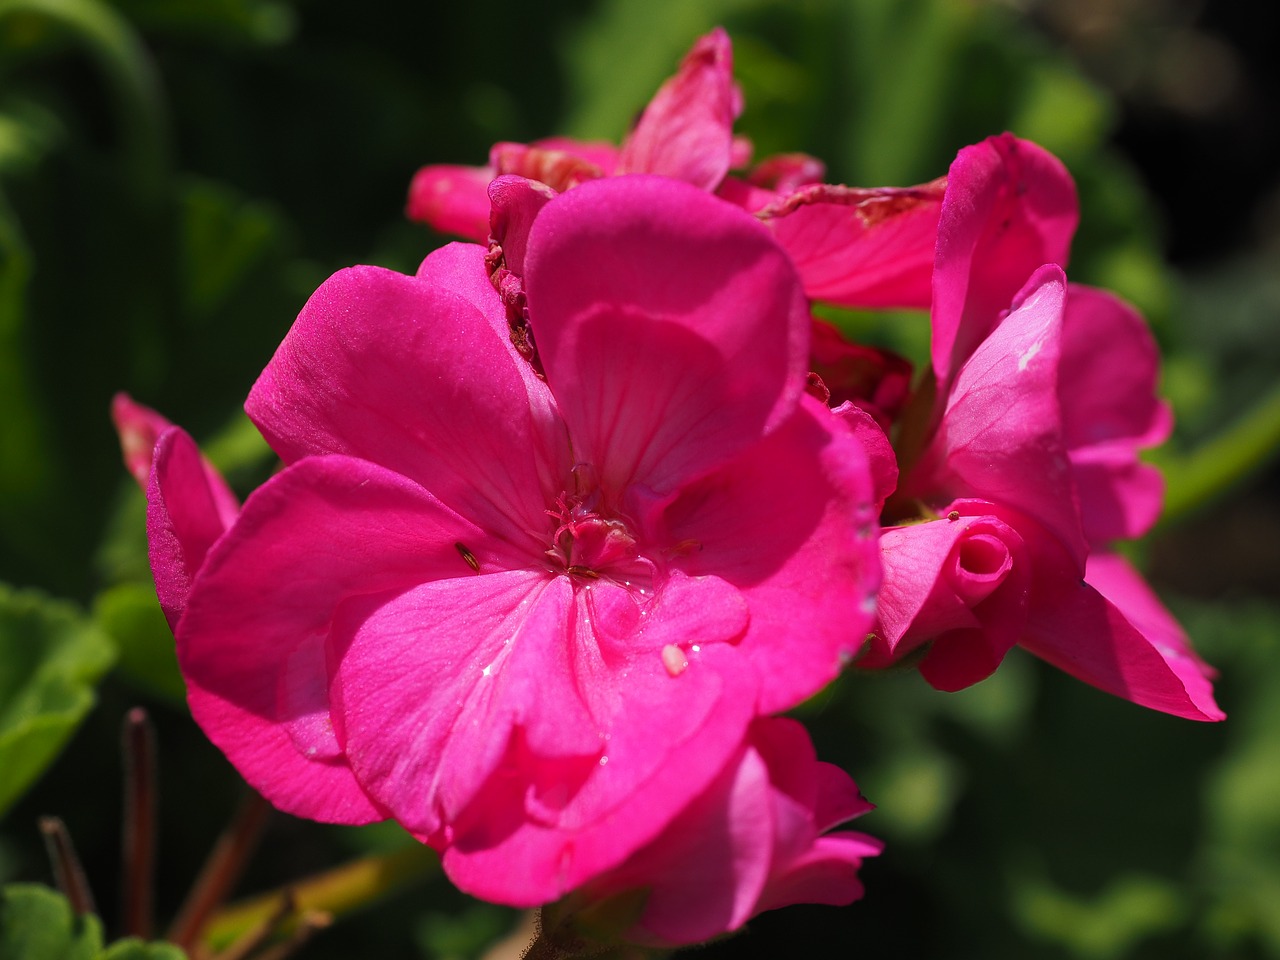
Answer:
[454,542,480,572]
[661,644,688,677]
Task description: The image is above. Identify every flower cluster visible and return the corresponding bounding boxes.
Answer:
[117,26,1221,953]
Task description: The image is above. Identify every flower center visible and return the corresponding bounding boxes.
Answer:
[546,487,655,592]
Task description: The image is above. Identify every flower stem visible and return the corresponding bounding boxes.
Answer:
[121,707,158,939]
[38,816,97,917]
[199,844,439,952]
[1158,379,1280,525]
[168,789,272,950]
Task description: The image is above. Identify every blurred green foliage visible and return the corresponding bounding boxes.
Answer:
[0,883,187,959]
[0,0,1276,958]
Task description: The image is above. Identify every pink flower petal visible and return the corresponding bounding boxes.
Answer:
[178,455,498,823]
[663,396,881,713]
[491,142,605,193]
[1070,446,1166,544]
[145,426,238,628]
[612,737,774,944]
[580,718,879,946]
[112,393,176,490]
[1059,284,1172,543]
[746,152,827,192]
[616,27,740,191]
[756,180,946,309]
[487,174,557,278]
[1059,285,1172,450]
[523,175,808,497]
[332,572,588,839]
[911,265,1088,568]
[440,640,757,905]
[246,262,569,559]
[832,402,898,511]
[931,134,1078,388]
[1018,526,1224,721]
[867,507,1029,690]
[405,163,494,240]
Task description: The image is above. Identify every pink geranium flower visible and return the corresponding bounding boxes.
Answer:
[171,175,881,905]
[406,27,945,311]
[864,135,1222,721]
[568,717,881,947]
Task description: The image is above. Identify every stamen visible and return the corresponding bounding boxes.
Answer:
[454,542,480,572]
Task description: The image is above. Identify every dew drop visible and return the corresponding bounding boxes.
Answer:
[598,755,609,766]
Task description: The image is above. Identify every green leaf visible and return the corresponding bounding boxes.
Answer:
[0,884,103,960]
[0,586,115,818]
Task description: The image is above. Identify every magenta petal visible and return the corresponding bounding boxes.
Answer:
[756,180,946,309]
[1071,447,1166,544]
[490,142,605,194]
[832,402,899,510]
[524,176,808,495]
[441,641,757,905]
[868,509,1029,689]
[1083,552,1223,715]
[616,28,740,191]
[332,573,590,839]
[247,263,568,556]
[601,718,879,945]
[488,174,557,277]
[413,242,504,324]
[606,738,773,945]
[1019,536,1224,721]
[912,265,1088,567]
[178,456,495,824]
[145,427,238,629]
[664,397,881,713]
[405,163,494,240]
[1059,284,1172,542]
[113,394,175,490]
[931,134,1079,386]
[1059,285,1172,449]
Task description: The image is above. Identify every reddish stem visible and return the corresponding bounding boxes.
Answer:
[121,707,158,938]
[39,816,97,917]
[167,789,272,950]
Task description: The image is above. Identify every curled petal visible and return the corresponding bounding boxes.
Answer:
[145,427,238,628]
[867,505,1029,690]
[832,402,898,511]
[488,174,557,278]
